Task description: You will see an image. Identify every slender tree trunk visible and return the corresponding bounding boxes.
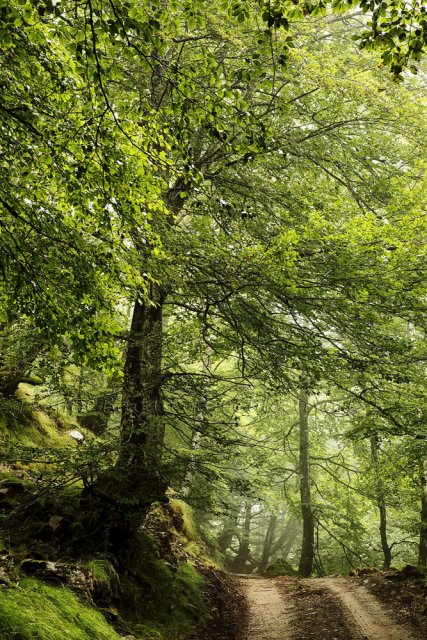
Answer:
[181,431,202,497]
[298,387,315,577]
[233,503,252,574]
[270,516,299,561]
[181,346,211,497]
[418,460,427,568]
[218,510,238,554]
[258,514,277,574]
[370,434,392,570]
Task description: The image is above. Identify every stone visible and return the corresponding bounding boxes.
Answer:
[67,429,84,442]
[48,515,64,531]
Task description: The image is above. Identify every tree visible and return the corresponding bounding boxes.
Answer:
[2,0,427,580]
[370,434,392,569]
[298,387,315,576]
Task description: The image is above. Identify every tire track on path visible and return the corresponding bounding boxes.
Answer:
[317,577,420,640]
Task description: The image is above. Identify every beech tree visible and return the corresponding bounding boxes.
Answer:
[2,0,427,572]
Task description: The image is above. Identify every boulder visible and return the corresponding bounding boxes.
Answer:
[20,559,92,589]
[264,558,297,577]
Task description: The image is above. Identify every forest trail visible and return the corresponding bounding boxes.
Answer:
[240,576,294,639]
[239,576,420,640]
[317,577,416,640]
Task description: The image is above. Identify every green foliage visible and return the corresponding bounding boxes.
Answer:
[88,558,119,589]
[0,578,121,640]
[1,0,427,612]
[259,0,427,78]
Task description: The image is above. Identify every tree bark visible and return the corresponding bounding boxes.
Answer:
[418,460,427,568]
[120,286,164,463]
[298,387,315,577]
[370,434,392,570]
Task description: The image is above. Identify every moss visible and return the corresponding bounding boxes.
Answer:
[0,400,67,449]
[128,561,206,640]
[0,577,122,640]
[167,499,220,567]
[265,558,297,577]
[169,499,198,541]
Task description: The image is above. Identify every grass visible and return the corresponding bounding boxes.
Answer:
[0,578,122,640]
[88,558,119,587]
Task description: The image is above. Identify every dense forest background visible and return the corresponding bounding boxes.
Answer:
[1,1,427,638]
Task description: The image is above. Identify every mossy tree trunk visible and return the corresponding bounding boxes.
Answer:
[81,283,167,557]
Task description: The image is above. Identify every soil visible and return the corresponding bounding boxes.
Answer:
[235,573,427,640]
[196,570,247,640]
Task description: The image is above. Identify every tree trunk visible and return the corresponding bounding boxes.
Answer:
[81,283,167,556]
[270,516,299,561]
[258,514,277,574]
[370,434,392,570]
[181,346,211,497]
[118,282,166,495]
[418,460,427,568]
[232,503,252,574]
[298,387,315,577]
[217,510,238,554]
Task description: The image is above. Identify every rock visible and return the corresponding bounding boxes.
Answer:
[402,564,424,579]
[67,429,84,442]
[0,479,28,509]
[78,412,107,435]
[101,607,119,622]
[265,558,297,577]
[48,515,64,532]
[20,559,48,575]
[20,559,92,588]
[385,565,425,582]
[0,567,11,586]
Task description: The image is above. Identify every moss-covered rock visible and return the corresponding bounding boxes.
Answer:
[264,558,297,577]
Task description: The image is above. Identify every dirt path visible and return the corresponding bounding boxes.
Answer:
[239,576,421,640]
[239,577,294,639]
[318,577,418,640]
